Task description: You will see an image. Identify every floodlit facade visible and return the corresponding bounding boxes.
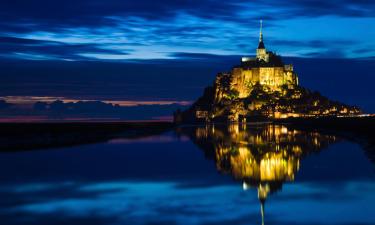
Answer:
[216,21,299,100]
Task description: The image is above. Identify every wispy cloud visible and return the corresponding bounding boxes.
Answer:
[0,0,374,60]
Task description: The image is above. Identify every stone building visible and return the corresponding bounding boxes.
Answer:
[215,21,299,100]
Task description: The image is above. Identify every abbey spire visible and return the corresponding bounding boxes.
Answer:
[256,20,268,61]
[258,20,265,49]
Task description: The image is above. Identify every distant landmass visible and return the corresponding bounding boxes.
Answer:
[175,22,361,123]
[0,100,186,121]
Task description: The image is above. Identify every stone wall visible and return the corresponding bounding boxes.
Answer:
[229,66,298,98]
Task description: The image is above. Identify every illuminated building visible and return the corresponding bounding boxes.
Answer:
[215,20,298,100]
[175,21,361,123]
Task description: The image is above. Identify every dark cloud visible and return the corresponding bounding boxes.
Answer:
[0,36,127,60]
[170,52,240,61]
[351,47,375,54]
[301,49,347,58]
[0,0,373,60]
[0,0,375,37]
[0,213,117,225]
[257,0,375,18]
[271,39,356,49]
[0,1,241,28]
[1,0,374,30]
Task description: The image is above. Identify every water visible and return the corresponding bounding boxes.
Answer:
[0,124,374,225]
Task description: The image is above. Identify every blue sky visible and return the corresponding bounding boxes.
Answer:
[1,0,375,61]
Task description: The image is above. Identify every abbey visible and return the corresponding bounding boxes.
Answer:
[215,21,298,101]
[175,21,361,123]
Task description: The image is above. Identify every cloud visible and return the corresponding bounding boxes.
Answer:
[2,1,375,28]
[170,52,241,61]
[0,36,130,60]
[270,39,356,49]
[0,0,374,60]
[301,49,347,58]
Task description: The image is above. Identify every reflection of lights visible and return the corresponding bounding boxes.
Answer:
[196,127,208,139]
[281,126,288,134]
[258,183,270,201]
[242,181,250,191]
[190,124,339,225]
[197,124,337,186]
[338,114,372,118]
[292,146,302,155]
[259,154,297,181]
[199,124,337,184]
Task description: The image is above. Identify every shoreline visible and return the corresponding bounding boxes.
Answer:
[0,117,373,152]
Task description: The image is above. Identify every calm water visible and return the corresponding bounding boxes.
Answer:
[0,124,374,225]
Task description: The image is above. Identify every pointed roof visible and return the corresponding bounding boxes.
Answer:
[258,40,265,49]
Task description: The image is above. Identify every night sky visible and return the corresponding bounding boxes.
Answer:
[1,0,374,113]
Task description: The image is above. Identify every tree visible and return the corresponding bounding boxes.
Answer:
[227,89,239,100]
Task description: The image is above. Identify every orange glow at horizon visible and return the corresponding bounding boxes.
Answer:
[0,96,192,107]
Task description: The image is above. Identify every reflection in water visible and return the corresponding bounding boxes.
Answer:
[181,123,339,225]
[1,124,375,225]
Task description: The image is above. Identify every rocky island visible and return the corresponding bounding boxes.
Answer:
[175,22,361,123]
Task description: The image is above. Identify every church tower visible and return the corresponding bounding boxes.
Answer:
[256,20,269,62]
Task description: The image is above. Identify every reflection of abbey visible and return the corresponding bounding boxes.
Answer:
[218,21,299,99]
[190,124,337,185]
[175,21,361,123]
[180,124,338,225]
